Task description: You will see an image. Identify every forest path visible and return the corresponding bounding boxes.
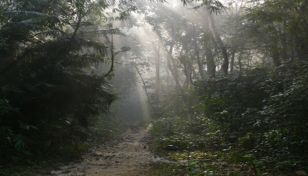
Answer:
[45,126,166,176]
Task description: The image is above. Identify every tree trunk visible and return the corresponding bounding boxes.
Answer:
[181,56,189,88]
[187,54,193,86]
[166,65,170,87]
[205,43,216,79]
[195,41,205,79]
[179,50,193,87]
[239,51,243,74]
[262,53,266,68]
[230,50,236,72]
[166,26,182,89]
[269,23,282,67]
[209,14,229,75]
[135,66,153,110]
[204,13,216,79]
[270,45,281,67]
[155,45,161,102]
[282,20,288,62]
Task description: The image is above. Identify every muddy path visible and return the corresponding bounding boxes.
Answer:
[43,126,167,176]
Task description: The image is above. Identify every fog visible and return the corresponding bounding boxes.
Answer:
[97,0,261,125]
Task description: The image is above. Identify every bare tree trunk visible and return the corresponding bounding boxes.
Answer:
[292,36,297,60]
[204,13,216,79]
[135,66,153,110]
[155,45,161,102]
[180,55,189,88]
[239,51,243,74]
[209,14,229,75]
[230,50,236,72]
[262,53,266,68]
[166,65,170,87]
[166,26,182,89]
[185,53,193,86]
[270,44,281,67]
[269,23,282,67]
[179,50,193,87]
[188,57,193,85]
[205,44,216,79]
[195,41,205,79]
[102,34,115,79]
[282,20,288,62]
[166,43,181,89]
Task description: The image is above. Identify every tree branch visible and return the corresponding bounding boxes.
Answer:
[102,34,114,79]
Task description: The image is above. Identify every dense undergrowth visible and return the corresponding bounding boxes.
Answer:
[150,61,308,176]
[0,108,123,176]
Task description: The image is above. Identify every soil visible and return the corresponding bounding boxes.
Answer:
[41,125,168,176]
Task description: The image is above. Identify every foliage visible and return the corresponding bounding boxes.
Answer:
[142,0,308,175]
[151,115,223,151]
[151,62,308,175]
[0,0,130,169]
[194,68,269,141]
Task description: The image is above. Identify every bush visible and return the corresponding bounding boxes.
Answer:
[151,62,308,174]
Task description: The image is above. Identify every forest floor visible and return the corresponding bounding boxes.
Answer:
[37,125,168,176]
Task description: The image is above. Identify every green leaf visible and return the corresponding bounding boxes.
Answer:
[191,168,202,175]
[206,165,217,170]
[190,161,198,167]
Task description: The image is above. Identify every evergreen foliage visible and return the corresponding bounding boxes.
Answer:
[0,0,120,167]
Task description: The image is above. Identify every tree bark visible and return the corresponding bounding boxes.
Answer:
[270,46,281,67]
[155,45,161,102]
[203,13,216,79]
[239,51,243,74]
[195,41,205,79]
[135,66,153,110]
[282,20,288,62]
[269,23,281,67]
[166,26,182,89]
[205,43,216,79]
[230,50,236,72]
[70,12,82,43]
[179,50,193,87]
[209,14,229,75]
[102,34,114,79]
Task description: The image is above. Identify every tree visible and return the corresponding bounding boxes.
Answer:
[243,0,308,66]
[0,0,128,162]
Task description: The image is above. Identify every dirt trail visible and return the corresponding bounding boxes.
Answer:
[45,126,166,176]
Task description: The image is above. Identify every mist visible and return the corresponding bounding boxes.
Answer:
[1,0,307,175]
